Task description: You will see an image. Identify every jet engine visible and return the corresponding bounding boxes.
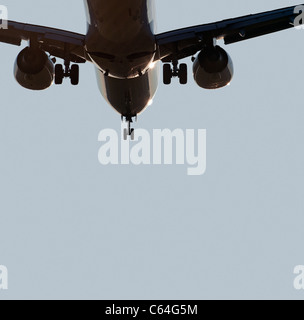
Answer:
[193,46,234,89]
[14,47,55,90]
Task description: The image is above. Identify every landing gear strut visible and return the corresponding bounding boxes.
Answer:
[163,60,188,85]
[55,60,79,85]
[122,116,135,141]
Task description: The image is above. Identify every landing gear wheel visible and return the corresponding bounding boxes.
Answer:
[123,129,128,141]
[70,64,79,85]
[163,64,172,85]
[54,61,80,85]
[130,128,135,141]
[179,63,188,85]
[54,64,64,85]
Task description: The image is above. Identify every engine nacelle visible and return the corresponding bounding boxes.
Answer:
[14,47,54,90]
[193,46,234,89]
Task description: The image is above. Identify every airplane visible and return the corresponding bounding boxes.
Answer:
[0,0,303,139]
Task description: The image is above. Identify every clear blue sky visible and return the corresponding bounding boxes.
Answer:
[0,0,304,299]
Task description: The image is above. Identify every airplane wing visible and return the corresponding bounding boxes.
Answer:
[0,20,88,63]
[156,4,304,62]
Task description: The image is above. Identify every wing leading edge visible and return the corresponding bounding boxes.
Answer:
[155,4,304,62]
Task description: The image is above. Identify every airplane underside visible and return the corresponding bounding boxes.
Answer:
[1,0,303,139]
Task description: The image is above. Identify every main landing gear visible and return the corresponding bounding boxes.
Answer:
[122,116,135,141]
[163,60,188,85]
[55,60,79,85]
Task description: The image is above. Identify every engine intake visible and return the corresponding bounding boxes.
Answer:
[193,46,234,89]
[14,47,55,90]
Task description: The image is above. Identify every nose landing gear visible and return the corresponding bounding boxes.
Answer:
[122,116,135,141]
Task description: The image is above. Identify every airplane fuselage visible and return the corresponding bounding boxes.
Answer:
[84,0,158,118]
